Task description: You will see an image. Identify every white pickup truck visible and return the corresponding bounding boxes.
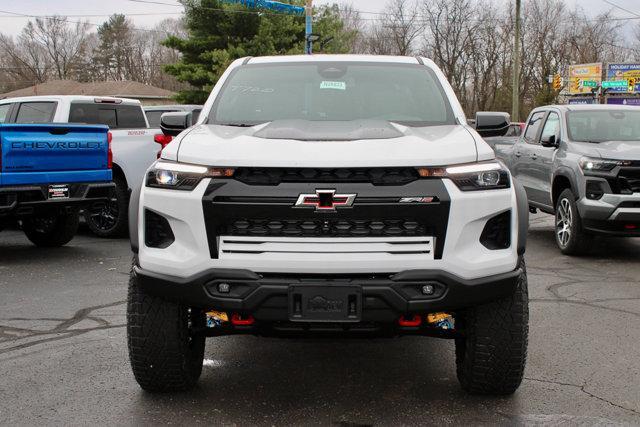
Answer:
[0,95,158,237]
[128,55,529,395]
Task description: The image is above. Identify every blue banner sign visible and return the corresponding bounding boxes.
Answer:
[606,63,640,93]
[221,0,305,15]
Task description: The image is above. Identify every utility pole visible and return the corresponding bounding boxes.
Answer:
[511,0,521,122]
[305,0,313,54]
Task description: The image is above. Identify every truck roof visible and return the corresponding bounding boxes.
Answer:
[246,54,428,65]
[534,104,640,112]
[144,104,202,111]
[0,95,142,106]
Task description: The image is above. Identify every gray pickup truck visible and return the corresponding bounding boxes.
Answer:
[498,105,640,254]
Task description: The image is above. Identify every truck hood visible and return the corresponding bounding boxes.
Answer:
[174,121,480,168]
[594,140,640,161]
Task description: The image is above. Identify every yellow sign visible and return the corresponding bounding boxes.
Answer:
[568,63,603,95]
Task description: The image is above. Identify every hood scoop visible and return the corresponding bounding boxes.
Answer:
[252,119,404,141]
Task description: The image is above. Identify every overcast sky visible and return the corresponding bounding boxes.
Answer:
[0,0,638,41]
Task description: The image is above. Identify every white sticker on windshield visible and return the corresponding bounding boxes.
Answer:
[320,81,346,91]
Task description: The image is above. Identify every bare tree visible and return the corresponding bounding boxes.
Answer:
[565,10,626,64]
[27,17,91,80]
[0,31,51,86]
[420,0,477,108]
[364,0,422,56]
[338,4,367,54]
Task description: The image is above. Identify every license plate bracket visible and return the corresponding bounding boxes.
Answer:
[288,285,361,322]
[48,184,69,199]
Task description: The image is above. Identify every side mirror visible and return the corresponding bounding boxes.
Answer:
[475,112,511,137]
[160,111,193,136]
[541,134,559,148]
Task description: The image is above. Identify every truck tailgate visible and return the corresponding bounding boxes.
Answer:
[0,124,111,186]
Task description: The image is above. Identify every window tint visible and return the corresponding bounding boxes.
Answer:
[567,110,640,142]
[117,105,147,128]
[98,109,117,128]
[69,103,147,129]
[211,62,455,127]
[0,104,11,123]
[524,112,545,143]
[540,112,560,140]
[15,102,56,123]
[192,109,201,122]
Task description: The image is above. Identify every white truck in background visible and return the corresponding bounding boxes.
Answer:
[0,95,158,237]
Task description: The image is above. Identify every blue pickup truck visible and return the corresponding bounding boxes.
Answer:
[0,123,114,247]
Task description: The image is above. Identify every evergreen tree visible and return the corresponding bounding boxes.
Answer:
[163,0,355,104]
[93,14,134,81]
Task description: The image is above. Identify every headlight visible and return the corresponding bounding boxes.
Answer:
[146,161,235,191]
[416,161,510,191]
[579,157,627,174]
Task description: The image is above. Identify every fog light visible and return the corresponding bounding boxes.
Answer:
[421,284,435,295]
[218,283,230,293]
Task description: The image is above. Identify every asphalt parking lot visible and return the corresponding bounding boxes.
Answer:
[1,213,639,425]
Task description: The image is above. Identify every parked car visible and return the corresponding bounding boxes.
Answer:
[144,105,203,156]
[0,122,114,246]
[501,105,640,254]
[127,55,529,395]
[0,96,157,238]
[483,122,524,151]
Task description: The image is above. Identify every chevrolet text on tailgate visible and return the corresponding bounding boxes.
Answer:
[0,95,156,238]
[0,123,114,246]
[127,55,530,395]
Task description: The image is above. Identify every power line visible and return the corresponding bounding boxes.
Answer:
[126,0,306,18]
[1,1,639,34]
[0,9,174,34]
[0,12,182,18]
[603,0,640,19]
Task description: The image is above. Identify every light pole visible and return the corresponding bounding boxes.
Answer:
[305,0,313,54]
[512,0,521,122]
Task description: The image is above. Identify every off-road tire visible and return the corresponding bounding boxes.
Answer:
[455,259,529,395]
[554,188,592,255]
[22,210,79,247]
[127,258,206,392]
[85,175,129,238]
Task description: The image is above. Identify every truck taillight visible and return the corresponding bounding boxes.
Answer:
[154,134,173,159]
[107,131,113,169]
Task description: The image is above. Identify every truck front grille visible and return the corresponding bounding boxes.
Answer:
[233,167,419,186]
[201,179,451,260]
[222,218,427,238]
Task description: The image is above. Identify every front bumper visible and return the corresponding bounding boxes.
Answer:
[137,178,521,279]
[133,263,522,322]
[577,193,640,235]
[0,182,115,217]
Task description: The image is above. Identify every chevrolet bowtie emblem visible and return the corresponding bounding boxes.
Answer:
[295,189,356,212]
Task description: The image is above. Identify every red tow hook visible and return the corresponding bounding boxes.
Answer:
[398,315,422,327]
[231,313,255,326]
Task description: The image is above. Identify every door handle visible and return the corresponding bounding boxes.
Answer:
[530,154,537,160]
[514,151,522,157]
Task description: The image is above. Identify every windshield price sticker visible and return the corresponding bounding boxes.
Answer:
[320,81,346,91]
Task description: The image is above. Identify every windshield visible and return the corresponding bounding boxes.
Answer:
[567,110,640,142]
[209,62,455,127]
